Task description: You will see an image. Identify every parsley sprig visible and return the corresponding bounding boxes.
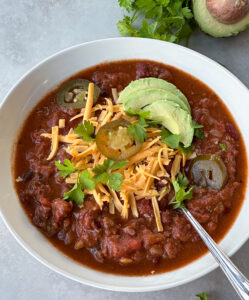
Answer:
[75,120,95,141]
[93,159,128,191]
[117,0,195,45]
[169,172,194,209]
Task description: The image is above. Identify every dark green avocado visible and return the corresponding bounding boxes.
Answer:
[193,0,249,37]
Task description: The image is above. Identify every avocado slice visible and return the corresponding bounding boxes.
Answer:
[123,88,190,113]
[143,100,194,147]
[118,77,190,112]
[193,0,249,37]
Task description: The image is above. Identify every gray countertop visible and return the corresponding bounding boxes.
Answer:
[0,1,249,299]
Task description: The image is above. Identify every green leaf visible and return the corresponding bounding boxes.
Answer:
[145,6,163,19]
[156,0,170,6]
[107,160,129,171]
[219,143,227,151]
[92,159,127,191]
[93,172,109,185]
[118,0,133,12]
[64,182,84,205]
[117,16,135,36]
[178,143,193,154]
[127,123,147,143]
[177,172,189,188]
[79,170,95,190]
[108,173,123,191]
[170,172,194,209]
[75,120,95,141]
[136,0,156,13]
[55,159,75,178]
[192,120,204,140]
[196,293,208,300]
[161,128,181,149]
[182,7,193,19]
[138,20,158,38]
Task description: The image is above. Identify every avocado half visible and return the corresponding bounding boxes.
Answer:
[193,0,249,37]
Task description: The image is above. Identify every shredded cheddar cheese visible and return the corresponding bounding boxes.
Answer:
[151,197,163,232]
[41,83,194,232]
[83,83,94,121]
[46,126,59,161]
[59,119,65,128]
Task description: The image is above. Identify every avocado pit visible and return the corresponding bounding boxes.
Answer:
[206,0,249,24]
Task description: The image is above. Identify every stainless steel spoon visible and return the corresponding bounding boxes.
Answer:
[181,208,249,300]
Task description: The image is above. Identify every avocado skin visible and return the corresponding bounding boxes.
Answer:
[193,0,249,37]
[143,100,194,147]
[123,88,190,113]
[118,77,190,111]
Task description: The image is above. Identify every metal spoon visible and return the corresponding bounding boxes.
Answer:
[181,208,249,300]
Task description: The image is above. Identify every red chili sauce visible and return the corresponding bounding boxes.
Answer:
[14,60,247,275]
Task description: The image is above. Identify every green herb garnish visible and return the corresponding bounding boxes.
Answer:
[126,109,150,143]
[161,128,181,149]
[169,172,194,209]
[93,159,128,191]
[117,0,195,44]
[63,181,85,205]
[178,143,193,154]
[55,159,75,178]
[219,143,227,151]
[55,160,95,205]
[192,120,204,140]
[196,292,208,300]
[63,170,96,205]
[75,120,95,141]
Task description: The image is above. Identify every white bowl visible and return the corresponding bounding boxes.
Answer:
[0,38,249,292]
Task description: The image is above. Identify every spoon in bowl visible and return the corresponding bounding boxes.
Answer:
[181,207,249,300]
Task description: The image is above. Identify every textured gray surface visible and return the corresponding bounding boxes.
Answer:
[0,1,249,299]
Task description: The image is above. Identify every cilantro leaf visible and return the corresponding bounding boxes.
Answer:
[125,108,150,120]
[64,182,85,205]
[79,170,95,190]
[117,16,135,35]
[118,0,133,12]
[55,159,75,178]
[93,159,128,191]
[196,293,208,300]
[178,143,193,154]
[93,172,110,185]
[161,128,181,149]
[126,109,156,143]
[192,120,204,140]
[108,173,124,191]
[170,172,194,209]
[75,120,95,141]
[63,170,95,205]
[127,123,147,143]
[219,143,227,151]
[105,160,129,171]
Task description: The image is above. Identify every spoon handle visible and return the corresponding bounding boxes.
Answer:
[182,208,249,300]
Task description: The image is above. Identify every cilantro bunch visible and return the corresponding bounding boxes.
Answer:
[117,0,195,44]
